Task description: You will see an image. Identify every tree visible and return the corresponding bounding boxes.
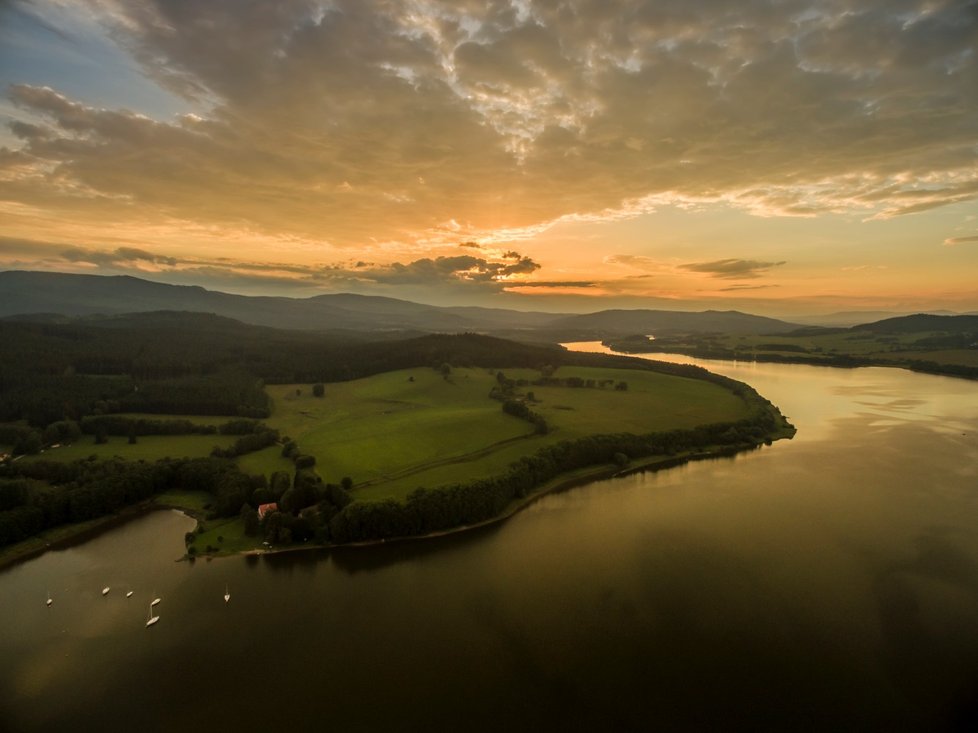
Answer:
[269,470,291,499]
[439,363,452,378]
[340,476,353,492]
[312,383,325,397]
[241,504,260,536]
[13,431,41,455]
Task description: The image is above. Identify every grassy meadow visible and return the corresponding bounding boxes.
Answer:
[265,365,752,503]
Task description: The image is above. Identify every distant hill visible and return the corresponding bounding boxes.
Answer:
[0,270,560,333]
[544,308,798,336]
[793,310,970,328]
[0,270,801,337]
[856,313,978,333]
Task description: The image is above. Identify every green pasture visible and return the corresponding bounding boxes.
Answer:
[529,366,748,435]
[271,364,753,503]
[236,445,294,478]
[23,434,237,463]
[265,368,535,485]
[189,515,253,555]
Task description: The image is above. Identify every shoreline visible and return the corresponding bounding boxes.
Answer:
[0,438,784,572]
[0,501,166,573]
[233,437,785,560]
[604,345,978,381]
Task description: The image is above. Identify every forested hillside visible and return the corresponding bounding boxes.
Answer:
[1,311,756,427]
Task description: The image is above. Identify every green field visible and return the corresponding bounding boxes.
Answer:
[236,444,295,478]
[22,434,237,463]
[616,329,978,374]
[265,365,752,502]
[189,515,254,555]
[154,490,213,515]
[265,368,535,485]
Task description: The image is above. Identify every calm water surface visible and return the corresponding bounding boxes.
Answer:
[2,345,978,732]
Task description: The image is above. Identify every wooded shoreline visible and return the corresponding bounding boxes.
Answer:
[0,436,787,572]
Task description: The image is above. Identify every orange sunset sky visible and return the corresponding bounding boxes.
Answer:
[1,0,976,316]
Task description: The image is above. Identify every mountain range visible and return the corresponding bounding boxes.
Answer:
[0,270,801,337]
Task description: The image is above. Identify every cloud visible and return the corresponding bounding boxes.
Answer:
[1,0,975,252]
[503,280,597,289]
[944,235,978,246]
[0,235,539,293]
[604,255,670,271]
[717,284,779,292]
[347,253,541,287]
[680,259,786,280]
[59,245,178,267]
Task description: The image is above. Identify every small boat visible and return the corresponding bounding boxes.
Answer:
[224,584,230,603]
[151,594,161,607]
[102,587,110,596]
[46,592,52,607]
[145,603,159,628]
[126,590,133,598]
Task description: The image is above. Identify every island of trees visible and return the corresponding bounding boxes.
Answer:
[0,313,794,564]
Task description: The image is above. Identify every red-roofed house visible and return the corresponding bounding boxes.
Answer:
[257,502,278,521]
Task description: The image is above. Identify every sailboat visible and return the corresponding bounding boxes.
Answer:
[145,602,159,627]
[46,591,52,607]
[224,584,230,603]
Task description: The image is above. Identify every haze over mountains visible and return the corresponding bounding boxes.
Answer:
[4,270,976,339]
[0,270,801,337]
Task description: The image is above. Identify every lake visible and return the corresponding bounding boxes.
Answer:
[2,345,978,731]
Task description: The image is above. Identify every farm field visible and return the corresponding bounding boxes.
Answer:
[266,365,753,503]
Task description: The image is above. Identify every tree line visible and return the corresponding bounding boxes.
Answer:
[0,456,258,547]
[321,403,784,544]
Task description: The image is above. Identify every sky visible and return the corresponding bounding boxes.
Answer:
[1,0,977,317]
